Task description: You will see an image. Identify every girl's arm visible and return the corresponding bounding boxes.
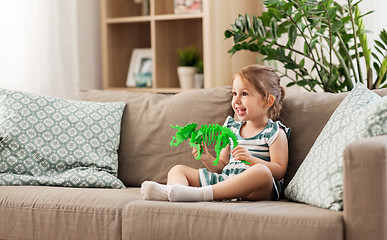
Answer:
[232,129,288,180]
[192,145,230,174]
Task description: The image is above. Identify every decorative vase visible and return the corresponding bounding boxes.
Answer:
[194,73,203,89]
[177,66,196,89]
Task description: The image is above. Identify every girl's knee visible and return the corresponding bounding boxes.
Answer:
[250,164,272,183]
[168,164,186,175]
[243,164,273,200]
[168,164,195,179]
[167,164,200,187]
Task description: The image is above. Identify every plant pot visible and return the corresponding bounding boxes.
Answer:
[194,73,204,89]
[177,66,196,89]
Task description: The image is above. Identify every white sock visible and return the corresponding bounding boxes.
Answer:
[141,181,171,201]
[168,184,213,202]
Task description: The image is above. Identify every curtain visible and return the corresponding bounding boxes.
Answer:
[0,0,79,99]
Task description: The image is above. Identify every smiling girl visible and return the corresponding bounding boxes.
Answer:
[141,65,290,202]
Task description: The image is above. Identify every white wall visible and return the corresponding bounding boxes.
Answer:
[358,0,387,51]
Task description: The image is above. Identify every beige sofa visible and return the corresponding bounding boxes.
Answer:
[0,87,385,240]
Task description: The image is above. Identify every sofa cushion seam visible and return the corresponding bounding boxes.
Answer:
[0,204,122,216]
[125,206,342,229]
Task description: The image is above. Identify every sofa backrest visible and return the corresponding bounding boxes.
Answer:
[79,86,387,187]
[280,91,347,186]
[78,87,233,186]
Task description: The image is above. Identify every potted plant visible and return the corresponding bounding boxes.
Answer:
[177,45,200,89]
[195,60,204,88]
[224,0,387,93]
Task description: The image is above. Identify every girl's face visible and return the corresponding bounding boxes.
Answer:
[232,75,270,123]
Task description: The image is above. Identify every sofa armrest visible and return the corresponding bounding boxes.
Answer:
[343,135,387,240]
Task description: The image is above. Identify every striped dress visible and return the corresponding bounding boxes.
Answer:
[198,116,291,200]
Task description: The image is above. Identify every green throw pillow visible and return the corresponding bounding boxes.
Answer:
[284,83,387,210]
[0,88,126,188]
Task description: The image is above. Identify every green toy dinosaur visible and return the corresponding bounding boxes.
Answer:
[170,123,250,165]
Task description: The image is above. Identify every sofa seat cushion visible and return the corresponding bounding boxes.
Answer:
[122,200,343,240]
[0,186,141,239]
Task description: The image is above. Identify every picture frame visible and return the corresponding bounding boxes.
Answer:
[126,48,152,87]
[174,0,202,14]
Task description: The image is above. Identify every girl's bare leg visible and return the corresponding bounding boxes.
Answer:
[212,164,273,201]
[167,164,201,187]
[168,163,274,202]
[167,165,213,202]
[142,164,200,201]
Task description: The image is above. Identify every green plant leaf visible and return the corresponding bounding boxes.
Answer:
[358,10,374,19]
[303,42,310,55]
[284,62,298,70]
[331,20,342,33]
[299,58,305,68]
[233,33,243,43]
[372,52,381,64]
[249,43,259,52]
[288,24,297,47]
[375,45,384,56]
[375,40,386,50]
[251,16,258,36]
[235,16,245,32]
[309,37,318,50]
[296,79,312,86]
[286,81,297,87]
[242,42,250,50]
[224,30,233,38]
[308,9,324,14]
[293,11,303,23]
[327,6,338,19]
[270,18,279,40]
[341,15,351,24]
[245,14,251,33]
[254,16,266,38]
[374,62,380,72]
[380,29,387,44]
[304,0,319,7]
[264,0,280,7]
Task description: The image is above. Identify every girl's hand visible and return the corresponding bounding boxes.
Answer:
[192,145,212,163]
[192,146,200,158]
[231,145,253,163]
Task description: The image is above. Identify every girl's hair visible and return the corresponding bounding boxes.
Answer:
[234,65,285,121]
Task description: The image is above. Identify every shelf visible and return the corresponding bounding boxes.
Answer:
[106,16,152,24]
[153,13,203,21]
[104,22,151,89]
[101,0,262,93]
[154,18,202,89]
[106,13,203,24]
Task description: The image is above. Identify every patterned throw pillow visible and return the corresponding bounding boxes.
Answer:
[0,88,126,188]
[284,83,387,210]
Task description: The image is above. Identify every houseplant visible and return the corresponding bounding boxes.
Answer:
[224,0,387,93]
[177,45,200,89]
